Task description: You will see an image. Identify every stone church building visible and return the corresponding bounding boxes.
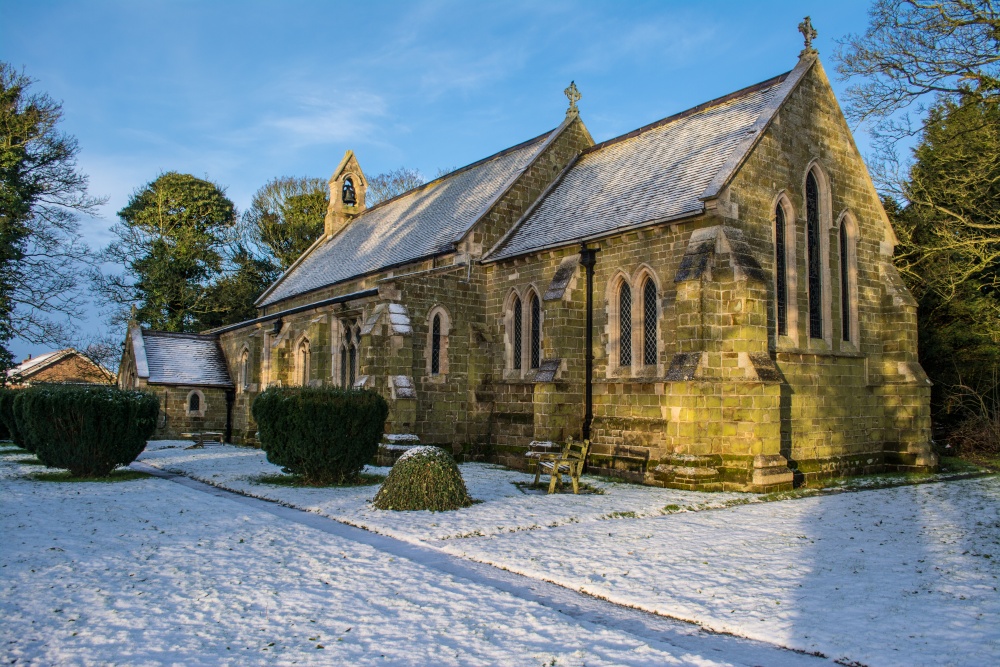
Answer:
[119,45,937,492]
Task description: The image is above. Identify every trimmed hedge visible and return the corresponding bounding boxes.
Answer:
[252,386,389,485]
[12,390,41,453]
[373,446,472,511]
[0,388,20,445]
[15,385,160,476]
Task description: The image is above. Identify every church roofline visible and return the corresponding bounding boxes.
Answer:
[209,287,381,336]
[699,54,816,201]
[482,208,702,264]
[453,113,589,248]
[582,70,791,158]
[253,126,560,309]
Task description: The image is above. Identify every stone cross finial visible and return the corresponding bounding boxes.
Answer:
[564,81,581,117]
[798,16,818,56]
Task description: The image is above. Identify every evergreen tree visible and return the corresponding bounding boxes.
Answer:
[95,172,238,332]
[891,97,1000,422]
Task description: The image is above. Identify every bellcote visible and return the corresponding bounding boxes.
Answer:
[325,150,367,237]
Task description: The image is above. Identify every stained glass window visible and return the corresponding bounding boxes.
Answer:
[775,203,788,336]
[807,172,823,339]
[530,294,541,370]
[619,283,632,367]
[431,314,441,374]
[512,296,522,370]
[840,224,851,342]
[643,279,657,366]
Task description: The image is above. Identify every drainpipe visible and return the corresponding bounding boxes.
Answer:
[580,243,600,440]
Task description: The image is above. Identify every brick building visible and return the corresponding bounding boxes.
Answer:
[119,47,937,490]
[9,349,114,386]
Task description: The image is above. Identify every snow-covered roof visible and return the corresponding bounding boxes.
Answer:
[131,328,232,388]
[258,128,558,307]
[486,61,812,261]
[7,349,73,378]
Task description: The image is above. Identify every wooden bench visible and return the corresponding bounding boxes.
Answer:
[533,438,591,494]
[180,431,225,449]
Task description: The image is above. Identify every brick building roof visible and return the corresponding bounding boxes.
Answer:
[8,349,114,385]
[487,71,797,260]
[259,129,558,307]
[131,329,232,387]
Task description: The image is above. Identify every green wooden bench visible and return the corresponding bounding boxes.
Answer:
[533,438,591,494]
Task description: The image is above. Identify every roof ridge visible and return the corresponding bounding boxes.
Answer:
[454,114,583,248]
[254,127,558,309]
[142,329,219,340]
[581,71,790,157]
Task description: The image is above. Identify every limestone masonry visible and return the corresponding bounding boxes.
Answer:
[119,50,937,492]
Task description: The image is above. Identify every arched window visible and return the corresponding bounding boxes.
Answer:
[806,171,823,339]
[839,213,859,345]
[339,322,359,387]
[529,293,541,370]
[295,338,310,386]
[619,282,632,367]
[239,348,250,391]
[350,324,360,386]
[431,314,442,375]
[512,295,523,371]
[775,202,788,336]
[642,277,657,366]
[185,389,205,417]
[340,328,349,387]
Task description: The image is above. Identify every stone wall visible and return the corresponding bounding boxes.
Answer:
[142,384,230,441]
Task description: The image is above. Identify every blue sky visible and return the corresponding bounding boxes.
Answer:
[1,0,878,362]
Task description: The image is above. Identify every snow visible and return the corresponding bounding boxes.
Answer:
[0,446,810,667]
[4,440,999,666]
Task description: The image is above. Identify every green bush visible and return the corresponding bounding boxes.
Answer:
[252,386,389,485]
[11,390,40,453]
[0,388,19,445]
[373,446,472,511]
[15,385,160,476]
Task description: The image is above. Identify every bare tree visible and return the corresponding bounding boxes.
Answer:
[0,63,104,360]
[366,167,425,206]
[836,0,999,130]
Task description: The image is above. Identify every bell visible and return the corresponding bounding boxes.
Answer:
[342,177,356,206]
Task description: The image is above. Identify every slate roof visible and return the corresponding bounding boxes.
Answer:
[133,329,232,387]
[8,349,71,378]
[487,72,791,261]
[259,130,557,307]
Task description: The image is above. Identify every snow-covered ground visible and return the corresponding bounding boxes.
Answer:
[133,441,1000,666]
[0,446,815,667]
[4,441,998,666]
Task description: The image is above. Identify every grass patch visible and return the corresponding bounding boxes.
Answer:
[950,454,1000,472]
[31,469,151,483]
[12,456,42,465]
[252,472,385,488]
[600,510,639,520]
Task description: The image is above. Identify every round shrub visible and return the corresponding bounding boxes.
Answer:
[373,446,472,511]
[0,387,20,445]
[252,386,389,485]
[16,385,160,476]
